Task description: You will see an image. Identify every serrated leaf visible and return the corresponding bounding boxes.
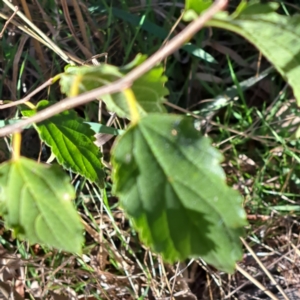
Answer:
[60,64,123,96]
[0,157,83,253]
[59,57,168,119]
[206,5,300,104]
[112,114,247,273]
[128,68,168,114]
[119,56,168,113]
[32,101,104,186]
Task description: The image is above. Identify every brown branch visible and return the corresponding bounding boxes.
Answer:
[0,79,54,109]
[0,0,228,137]
[0,6,18,38]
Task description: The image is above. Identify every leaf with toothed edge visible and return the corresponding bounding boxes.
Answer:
[112,114,247,273]
[22,100,105,187]
[59,55,168,119]
[0,157,84,253]
[203,2,300,105]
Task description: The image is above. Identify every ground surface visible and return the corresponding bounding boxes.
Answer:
[1,0,300,299]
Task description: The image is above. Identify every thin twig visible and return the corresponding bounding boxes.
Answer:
[0,6,18,38]
[0,79,54,109]
[0,0,228,137]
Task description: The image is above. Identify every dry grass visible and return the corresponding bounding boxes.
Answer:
[1,0,300,299]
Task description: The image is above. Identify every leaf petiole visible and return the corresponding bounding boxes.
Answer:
[124,88,140,124]
[23,101,36,110]
[12,132,21,161]
[51,73,63,84]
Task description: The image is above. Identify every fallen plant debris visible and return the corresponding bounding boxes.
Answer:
[1,0,300,299]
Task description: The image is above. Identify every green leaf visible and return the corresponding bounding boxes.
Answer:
[232,1,279,17]
[86,122,124,135]
[206,5,300,104]
[231,0,248,18]
[59,59,168,119]
[0,157,83,253]
[121,60,169,114]
[270,205,300,211]
[183,0,212,21]
[185,0,212,13]
[60,64,123,95]
[32,101,105,186]
[183,10,199,22]
[184,43,216,63]
[0,118,123,136]
[112,114,247,273]
[119,53,148,71]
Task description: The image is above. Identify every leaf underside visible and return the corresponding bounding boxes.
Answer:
[59,58,168,119]
[112,114,247,273]
[0,157,84,253]
[208,3,300,104]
